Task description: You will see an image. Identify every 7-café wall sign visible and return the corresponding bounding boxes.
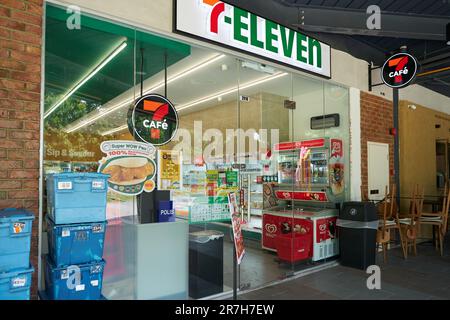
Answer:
[175,0,331,78]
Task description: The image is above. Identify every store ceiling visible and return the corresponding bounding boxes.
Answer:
[225,0,450,99]
[44,5,190,120]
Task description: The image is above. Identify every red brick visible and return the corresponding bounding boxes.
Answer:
[0,59,27,71]
[24,44,39,56]
[0,159,22,169]
[0,139,23,148]
[10,49,41,64]
[0,109,8,118]
[24,199,38,210]
[8,190,37,199]
[1,0,26,10]
[0,17,26,31]
[0,78,25,90]
[0,98,24,108]
[11,30,41,45]
[25,82,39,93]
[9,170,38,179]
[0,150,6,158]
[10,70,39,83]
[0,68,10,77]
[0,199,22,208]
[9,90,40,102]
[0,89,8,98]
[23,101,39,111]
[0,48,9,59]
[26,0,43,5]
[0,7,12,17]
[22,180,38,189]
[10,110,39,120]
[24,140,39,150]
[24,63,39,73]
[0,27,11,39]
[0,39,25,51]
[0,118,23,128]
[24,120,38,130]
[9,129,38,139]
[0,180,22,189]
[10,10,41,26]
[25,2,42,15]
[23,159,39,169]
[8,149,39,159]
[0,128,5,138]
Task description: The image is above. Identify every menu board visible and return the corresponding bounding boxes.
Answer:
[157,150,182,190]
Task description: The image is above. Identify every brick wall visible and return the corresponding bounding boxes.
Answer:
[0,0,43,299]
[360,91,395,199]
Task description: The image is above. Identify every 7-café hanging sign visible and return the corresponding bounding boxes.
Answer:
[175,0,331,78]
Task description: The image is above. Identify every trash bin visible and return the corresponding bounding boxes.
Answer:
[189,230,224,299]
[337,202,379,270]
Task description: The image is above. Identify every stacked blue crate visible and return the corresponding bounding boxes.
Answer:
[45,172,109,300]
[0,208,35,300]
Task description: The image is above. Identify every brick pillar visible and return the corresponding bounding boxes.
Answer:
[360,91,395,199]
[0,0,43,299]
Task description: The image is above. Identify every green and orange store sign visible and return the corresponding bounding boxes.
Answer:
[174,0,331,78]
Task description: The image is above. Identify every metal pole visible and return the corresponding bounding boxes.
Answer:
[393,88,400,205]
[164,51,168,98]
[233,243,237,300]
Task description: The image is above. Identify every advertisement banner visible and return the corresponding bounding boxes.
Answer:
[98,140,156,196]
[228,192,245,265]
[157,150,182,190]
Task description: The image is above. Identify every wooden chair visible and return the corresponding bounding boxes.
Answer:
[377,185,406,261]
[419,187,450,256]
[398,185,425,258]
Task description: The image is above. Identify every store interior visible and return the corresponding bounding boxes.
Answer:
[42,4,352,299]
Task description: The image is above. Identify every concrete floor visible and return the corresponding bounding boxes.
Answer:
[237,236,450,300]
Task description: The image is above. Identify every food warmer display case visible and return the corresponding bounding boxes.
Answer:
[262,138,344,262]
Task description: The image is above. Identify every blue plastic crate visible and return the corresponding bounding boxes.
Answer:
[47,217,107,267]
[46,173,109,224]
[45,257,105,300]
[0,209,34,272]
[0,266,34,300]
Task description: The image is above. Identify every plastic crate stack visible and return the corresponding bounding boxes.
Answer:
[0,208,35,300]
[44,173,109,300]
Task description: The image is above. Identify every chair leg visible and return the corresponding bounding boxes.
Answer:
[413,239,417,256]
[383,243,388,263]
[398,228,407,259]
[439,230,444,257]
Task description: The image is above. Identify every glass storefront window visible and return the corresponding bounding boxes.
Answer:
[42,3,350,300]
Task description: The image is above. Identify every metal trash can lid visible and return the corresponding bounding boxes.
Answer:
[189,230,224,243]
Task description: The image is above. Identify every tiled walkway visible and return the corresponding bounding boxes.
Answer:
[238,237,450,300]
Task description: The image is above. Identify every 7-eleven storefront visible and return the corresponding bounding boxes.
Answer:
[2,0,448,299]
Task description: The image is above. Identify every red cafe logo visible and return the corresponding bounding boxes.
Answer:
[381,53,418,89]
[319,224,327,232]
[128,94,179,146]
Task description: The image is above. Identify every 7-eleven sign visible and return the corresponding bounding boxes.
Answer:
[128,94,179,146]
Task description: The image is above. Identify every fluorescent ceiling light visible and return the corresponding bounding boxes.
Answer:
[44,41,128,120]
[100,72,288,136]
[177,72,288,111]
[66,54,226,133]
